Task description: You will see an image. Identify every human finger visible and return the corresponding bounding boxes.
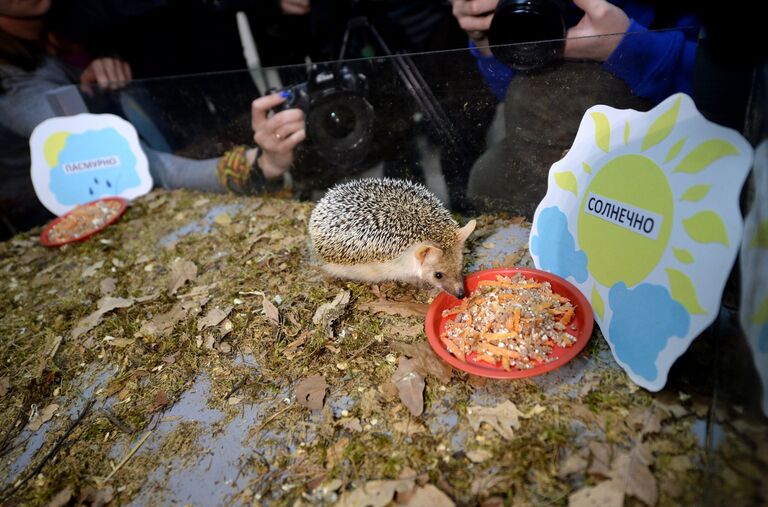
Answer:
[90,60,110,88]
[453,0,497,17]
[273,120,306,141]
[101,58,123,88]
[269,108,305,128]
[281,128,306,150]
[268,128,306,155]
[457,12,494,33]
[251,94,287,130]
[122,61,133,82]
[281,0,310,15]
[570,0,610,17]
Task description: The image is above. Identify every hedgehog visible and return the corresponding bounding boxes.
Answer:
[308,178,476,298]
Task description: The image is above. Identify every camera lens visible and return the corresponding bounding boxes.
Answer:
[320,106,357,140]
[307,92,374,168]
[488,0,567,70]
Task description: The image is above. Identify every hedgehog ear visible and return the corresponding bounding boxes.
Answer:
[456,219,476,244]
[414,242,443,266]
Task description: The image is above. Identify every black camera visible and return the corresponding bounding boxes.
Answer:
[488,0,567,70]
[273,64,374,168]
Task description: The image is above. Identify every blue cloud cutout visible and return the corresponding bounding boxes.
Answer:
[50,127,139,205]
[608,282,690,381]
[759,324,768,353]
[531,207,588,283]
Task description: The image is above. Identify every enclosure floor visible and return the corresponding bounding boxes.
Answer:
[1,190,765,506]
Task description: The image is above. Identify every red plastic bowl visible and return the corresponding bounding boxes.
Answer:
[40,197,127,247]
[425,267,594,379]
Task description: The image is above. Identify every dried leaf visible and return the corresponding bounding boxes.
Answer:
[296,375,328,410]
[568,479,624,507]
[467,400,523,440]
[404,485,455,507]
[466,449,493,463]
[71,296,135,340]
[0,375,9,397]
[609,444,658,506]
[391,341,452,384]
[653,391,688,418]
[392,420,426,435]
[78,485,114,507]
[151,390,170,412]
[470,475,509,497]
[46,486,72,507]
[558,448,589,477]
[588,441,613,478]
[326,436,349,469]
[340,417,363,432]
[107,338,133,348]
[263,297,280,324]
[627,406,663,437]
[357,299,429,317]
[99,277,117,296]
[167,258,197,295]
[392,358,425,417]
[336,479,415,507]
[384,322,424,338]
[197,306,232,331]
[81,260,104,278]
[283,333,307,359]
[139,301,200,338]
[312,290,351,325]
[28,403,59,431]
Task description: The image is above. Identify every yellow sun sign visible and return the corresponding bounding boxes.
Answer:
[530,93,754,391]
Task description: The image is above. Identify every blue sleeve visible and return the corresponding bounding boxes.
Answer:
[602,18,697,104]
[468,40,515,102]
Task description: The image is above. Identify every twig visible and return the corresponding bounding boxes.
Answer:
[0,398,94,501]
[346,337,378,362]
[224,376,250,401]
[101,429,152,483]
[253,405,296,435]
[98,407,135,435]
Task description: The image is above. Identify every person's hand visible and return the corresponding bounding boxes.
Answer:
[251,93,306,179]
[565,0,630,61]
[280,0,310,15]
[451,0,499,55]
[80,57,133,90]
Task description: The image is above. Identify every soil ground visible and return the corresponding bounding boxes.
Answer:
[1,189,766,506]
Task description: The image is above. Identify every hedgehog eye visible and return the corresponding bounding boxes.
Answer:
[434,272,443,279]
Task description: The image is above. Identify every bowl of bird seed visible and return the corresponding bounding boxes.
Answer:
[40,197,127,247]
[425,267,594,379]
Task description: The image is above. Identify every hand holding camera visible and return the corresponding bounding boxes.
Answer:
[452,0,630,70]
[251,93,306,179]
[451,0,498,53]
[269,64,374,169]
[564,0,629,61]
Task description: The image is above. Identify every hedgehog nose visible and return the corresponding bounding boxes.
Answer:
[454,287,465,299]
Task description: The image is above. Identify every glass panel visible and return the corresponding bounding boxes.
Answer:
[61,29,705,217]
